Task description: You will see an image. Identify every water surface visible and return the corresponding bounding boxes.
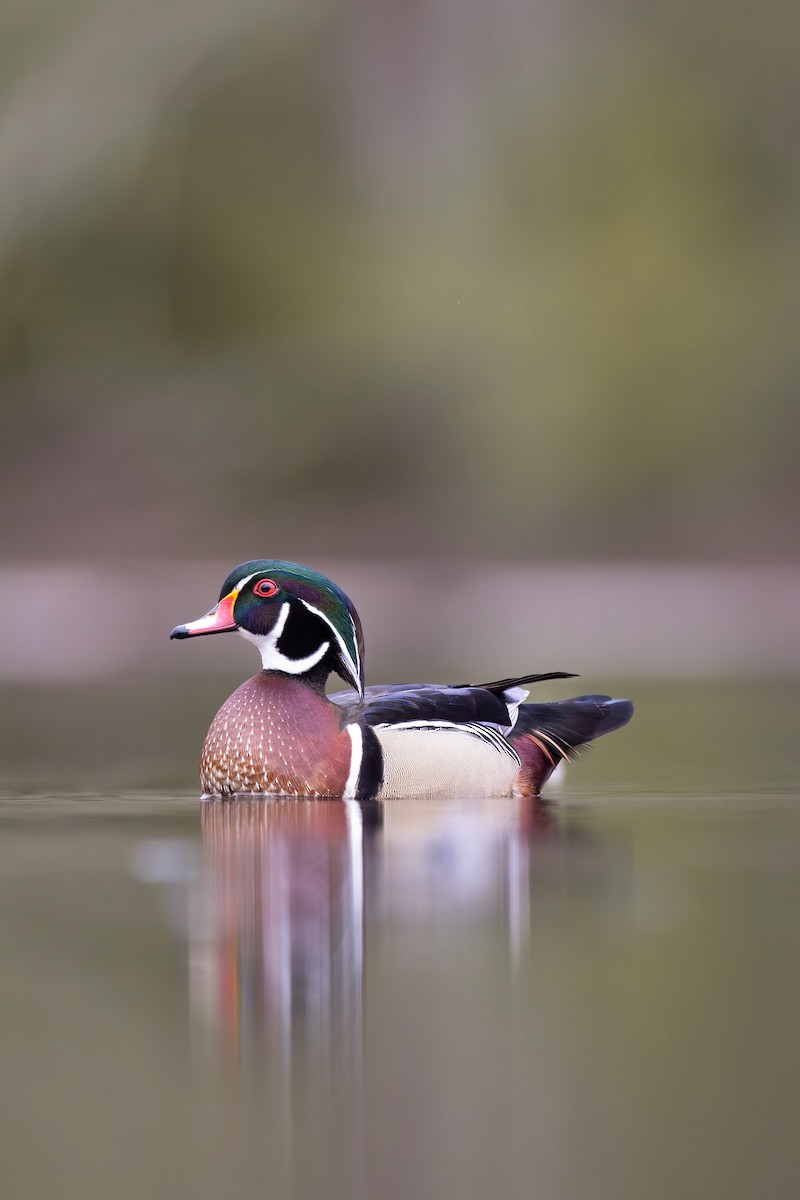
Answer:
[1,680,798,1200]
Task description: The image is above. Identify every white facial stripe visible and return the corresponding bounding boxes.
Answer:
[237,601,331,673]
[343,724,363,799]
[349,613,362,687]
[299,599,362,695]
[342,607,362,683]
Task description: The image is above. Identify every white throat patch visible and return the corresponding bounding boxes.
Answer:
[238,601,330,673]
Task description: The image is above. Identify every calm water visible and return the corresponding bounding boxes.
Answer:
[1,679,798,1200]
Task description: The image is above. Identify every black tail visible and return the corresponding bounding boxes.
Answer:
[509,695,634,794]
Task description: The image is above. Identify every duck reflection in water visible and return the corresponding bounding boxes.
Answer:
[189,795,563,1066]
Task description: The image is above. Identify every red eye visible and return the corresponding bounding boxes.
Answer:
[254,578,279,598]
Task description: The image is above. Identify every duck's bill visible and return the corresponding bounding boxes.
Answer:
[170,592,238,639]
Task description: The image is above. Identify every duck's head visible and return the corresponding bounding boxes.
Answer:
[170,560,364,695]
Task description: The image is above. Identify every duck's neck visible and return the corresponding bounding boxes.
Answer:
[220,668,340,735]
[268,663,330,696]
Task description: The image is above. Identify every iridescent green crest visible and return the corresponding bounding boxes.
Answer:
[221,559,364,693]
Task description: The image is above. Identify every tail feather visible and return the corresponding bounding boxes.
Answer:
[454,671,578,691]
[509,696,634,795]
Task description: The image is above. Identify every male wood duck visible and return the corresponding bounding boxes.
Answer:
[170,560,633,800]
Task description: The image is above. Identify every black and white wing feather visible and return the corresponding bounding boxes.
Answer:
[330,683,512,728]
[330,671,576,741]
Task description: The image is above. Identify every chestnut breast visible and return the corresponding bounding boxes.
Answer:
[200,673,353,797]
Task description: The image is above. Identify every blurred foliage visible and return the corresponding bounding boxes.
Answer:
[0,0,798,559]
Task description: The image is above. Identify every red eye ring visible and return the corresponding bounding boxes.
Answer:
[254,578,279,598]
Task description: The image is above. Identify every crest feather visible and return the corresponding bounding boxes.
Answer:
[222,560,364,694]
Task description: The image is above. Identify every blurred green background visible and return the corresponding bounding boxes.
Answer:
[1,11,799,1200]
[1,0,798,570]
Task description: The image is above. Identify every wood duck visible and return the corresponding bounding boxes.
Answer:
[170,560,633,800]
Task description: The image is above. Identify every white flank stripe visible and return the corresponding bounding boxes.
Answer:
[343,724,363,799]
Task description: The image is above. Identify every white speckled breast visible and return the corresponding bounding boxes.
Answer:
[200,672,352,798]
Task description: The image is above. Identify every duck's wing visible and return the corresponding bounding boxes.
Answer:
[330,683,512,726]
[330,672,576,731]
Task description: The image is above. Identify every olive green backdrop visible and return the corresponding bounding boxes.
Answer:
[1,0,798,566]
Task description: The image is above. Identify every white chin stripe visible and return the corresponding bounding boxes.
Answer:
[238,602,330,673]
